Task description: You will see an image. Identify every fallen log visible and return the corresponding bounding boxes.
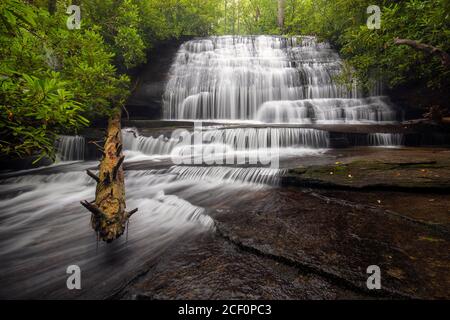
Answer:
[81,110,137,243]
[393,38,450,68]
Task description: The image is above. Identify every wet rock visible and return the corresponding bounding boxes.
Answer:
[119,186,450,300]
[213,188,450,299]
[284,148,450,191]
[125,39,191,120]
[120,234,367,300]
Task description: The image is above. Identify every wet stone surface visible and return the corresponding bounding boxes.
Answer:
[120,186,450,300]
[120,234,367,300]
[284,148,450,190]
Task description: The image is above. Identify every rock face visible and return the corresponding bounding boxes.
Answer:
[118,186,450,300]
[125,39,190,119]
[112,146,450,300]
[284,148,450,191]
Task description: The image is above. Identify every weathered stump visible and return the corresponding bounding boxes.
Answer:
[81,111,137,242]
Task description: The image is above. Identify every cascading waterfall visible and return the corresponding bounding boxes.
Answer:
[200,127,329,149]
[121,167,283,185]
[123,126,329,157]
[163,35,397,124]
[167,166,284,185]
[256,97,397,124]
[55,135,85,161]
[0,169,217,298]
[368,133,404,147]
[122,129,178,156]
[0,36,406,298]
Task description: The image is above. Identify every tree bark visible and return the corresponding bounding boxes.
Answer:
[277,0,285,31]
[393,38,450,68]
[81,110,137,243]
[224,0,227,34]
[48,0,56,15]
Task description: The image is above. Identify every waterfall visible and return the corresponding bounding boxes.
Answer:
[201,127,329,149]
[123,129,178,156]
[124,127,329,156]
[167,166,284,185]
[55,135,85,161]
[0,35,409,299]
[163,35,398,123]
[256,97,397,124]
[123,126,329,167]
[368,133,404,147]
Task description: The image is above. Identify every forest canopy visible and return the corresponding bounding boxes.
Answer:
[218,0,449,93]
[0,0,222,161]
[1,0,449,161]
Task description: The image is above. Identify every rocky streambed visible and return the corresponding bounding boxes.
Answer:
[114,147,450,300]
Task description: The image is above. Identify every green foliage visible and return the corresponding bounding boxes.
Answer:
[0,0,129,160]
[0,71,88,161]
[83,0,146,69]
[142,0,221,38]
[5,0,446,161]
[214,0,279,35]
[1,0,220,161]
[84,0,221,68]
[283,0,450,93]
[0,0,36,34]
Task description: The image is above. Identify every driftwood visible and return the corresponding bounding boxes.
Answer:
[393,38,450,68]
[81,111,137,242]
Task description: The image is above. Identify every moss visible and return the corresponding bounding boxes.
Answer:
[418,236,445,242]
[287,156,450,190]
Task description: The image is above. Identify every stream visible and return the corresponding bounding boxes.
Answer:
[0,36,410,299]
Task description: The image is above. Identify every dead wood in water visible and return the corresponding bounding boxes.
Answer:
[81,111,137,243]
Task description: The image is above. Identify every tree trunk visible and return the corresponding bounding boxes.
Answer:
[277,0,285,31]
[232,0,236,35]
[81,110,137,243]
[393,38,450,68]
[224,0,227,34]
[48,0,56,14]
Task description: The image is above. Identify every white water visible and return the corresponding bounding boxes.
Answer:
[256,97,396,124]
[368,133,404,147]
[55,135,85,161]
[0,35,404,299]
[122,129,179,156]
[0,165,280,298]
[123,127,329,157]
[164,36,397,123]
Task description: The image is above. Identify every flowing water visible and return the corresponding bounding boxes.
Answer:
[368,133,404,147]
[55,136,85,161]
[0,36,401,299]
[164,36,397,123]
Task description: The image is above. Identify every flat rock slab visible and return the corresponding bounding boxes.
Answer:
[316,190,450,228]
[121,234,365,300]
[119,187,449,300]
[284,148,450,190]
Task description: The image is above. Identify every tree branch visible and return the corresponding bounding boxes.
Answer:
[127,208,138,219]
[86,170,100,183]
[393,38,450,68]
[80,201,105,219]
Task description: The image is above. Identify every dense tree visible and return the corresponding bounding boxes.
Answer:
[283,0,449,101]
[1,0,449,163]
[0,0,221,161]
[0,0,129,161]
[277,0,285,31]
